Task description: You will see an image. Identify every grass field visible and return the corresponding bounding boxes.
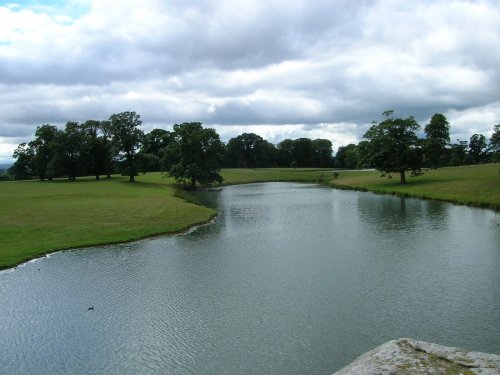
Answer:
[0,174,216,270]
[0,164,498,270]
[329,163,500,210]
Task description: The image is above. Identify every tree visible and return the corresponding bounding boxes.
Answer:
[277,139,294,167]
[163,122,225,189]
[312,139,334,167]
[225,133,276,168]
[424,113,450,168]
[448,140,468,166]
[488,124,500,161]
[109,111,144,182]
[81,120,114,180]
[468,133,488,164]
[363,110,422,184]
[292,138,314,167]
[47,121,86,180]
[30,124,60,180]
[9,143,35,180]
[142,129,171,154]
[335,144,358,169]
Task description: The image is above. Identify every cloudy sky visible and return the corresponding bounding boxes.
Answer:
[1,0,499,163]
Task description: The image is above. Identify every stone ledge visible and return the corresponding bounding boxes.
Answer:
[333,338,500,374]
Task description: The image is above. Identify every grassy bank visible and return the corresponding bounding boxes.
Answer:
[0,175,216,270]
[329,163,500,210]
[0,168,333,270]
[1,164,498,270]
[221,168,335,184]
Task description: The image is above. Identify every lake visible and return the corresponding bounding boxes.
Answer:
[0,182,499,374]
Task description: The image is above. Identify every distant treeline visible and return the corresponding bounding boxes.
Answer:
[2,112,335,182]
[2,111,499,183]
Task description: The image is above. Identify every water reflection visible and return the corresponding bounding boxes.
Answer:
[356,193,449,233]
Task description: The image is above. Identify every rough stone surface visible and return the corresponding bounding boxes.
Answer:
[333,338,500,374]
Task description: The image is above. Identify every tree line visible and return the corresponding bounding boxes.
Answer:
[4,111,335,186]
[336,111,499,183]
[3,110,499,186]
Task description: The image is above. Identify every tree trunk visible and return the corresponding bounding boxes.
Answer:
[399,170,406,184]
[129,174,135,182]
[95,175,100,180]
[106,174,111,179]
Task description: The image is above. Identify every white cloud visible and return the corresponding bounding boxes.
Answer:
[0,0,500,163]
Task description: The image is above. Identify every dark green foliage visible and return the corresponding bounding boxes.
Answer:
[277,139,294,167]
[30,124,60,181]
[424,113,450,168]
[81,120,114,180]
[490,124,500,161]
[355,141,372,169]
[312,139,334,167]
[47,122,86,180]
[163,122,225,189]
[109,111,144,182]
[225,133,277,168]
[448,140,468,166]
[0,171,13,181]
[468,133,488,164]
[277,137,333,168]
[363,110,423,184]
[9,143,34,180]
[139,129,172,171]
[335,144,358,169]
[292,138,314,167]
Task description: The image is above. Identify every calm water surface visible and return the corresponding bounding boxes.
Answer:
[1,183,499,374]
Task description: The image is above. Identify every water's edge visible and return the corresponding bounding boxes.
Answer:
[4,177,497,271]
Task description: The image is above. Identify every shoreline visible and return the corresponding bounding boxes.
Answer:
[0,213,218,272]
[2,165,498,270]
[329,182,500,211]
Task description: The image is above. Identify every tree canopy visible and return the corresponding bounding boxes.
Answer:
[225,133,276,168]
[424,113,450,168]
[363,110,422,184]
[163,122,225,189]
[109,111,144,182]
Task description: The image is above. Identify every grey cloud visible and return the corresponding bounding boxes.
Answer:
[0,0,499,159]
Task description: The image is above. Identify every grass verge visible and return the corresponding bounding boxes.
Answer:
[329,163,500,210]
[0,174,216,270]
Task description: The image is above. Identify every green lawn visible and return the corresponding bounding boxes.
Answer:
[0,175,216,270]
[1,164,498,270]
[329,163,500,210]
[221,167,335,184]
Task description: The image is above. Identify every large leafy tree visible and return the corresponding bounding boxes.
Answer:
[9,143,35,180]
[46,121,86,180]
[109,111,144,182]
[468,133,488,164]
[489,124,500,161]
[163,122,225,189]
[30,124,60,181]
[448,140,468,166]
[363,110,422,184]
[292,138,314,167]
[277,139,295,167]
[335,144,358,169]
[312,139,334,167]
[424,113,450,168]
[225,133,276,168]
[81,120,114,180]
